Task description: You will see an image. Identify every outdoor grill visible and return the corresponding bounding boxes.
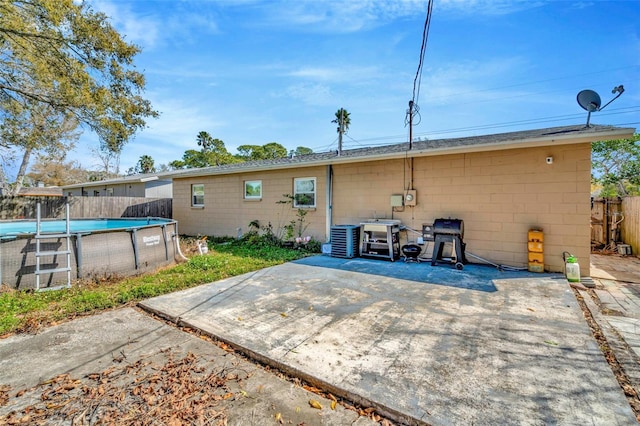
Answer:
[401,243,422,262]
[431,218,467,269]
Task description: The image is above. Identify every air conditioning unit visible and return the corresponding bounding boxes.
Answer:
[330,225,361,258]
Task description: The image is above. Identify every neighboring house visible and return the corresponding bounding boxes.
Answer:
[17,186,63,197]
[168,125,636,276]
[62,173,173,198]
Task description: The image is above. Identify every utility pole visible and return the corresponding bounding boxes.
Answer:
[408,100,414,150]
[337,108,344,156]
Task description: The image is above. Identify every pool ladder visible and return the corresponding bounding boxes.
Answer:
[34,202,72,291]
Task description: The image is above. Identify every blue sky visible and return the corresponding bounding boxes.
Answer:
[67,0,640,173]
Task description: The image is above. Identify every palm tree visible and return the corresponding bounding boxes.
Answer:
[332,108,350,134]
[137,155,156,174]
[332,108,350,155]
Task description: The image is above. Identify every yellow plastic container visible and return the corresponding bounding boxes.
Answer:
[528,229,544,242]
[527,241,544,253]
[528,252,544,263]
[528,262,544,273]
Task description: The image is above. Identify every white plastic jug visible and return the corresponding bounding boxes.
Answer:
[565,256,580,283]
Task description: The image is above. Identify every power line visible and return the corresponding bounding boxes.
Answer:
[310,106,639,152]
[414,107,640,137]
[406,0,434,149]
[411,0,433,107]
[426,65,640,104]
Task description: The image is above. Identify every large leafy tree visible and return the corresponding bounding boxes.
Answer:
[0,102,79,194]
[26,152,89,187]
[592,134,640,197]
[170,131,237,169]
[0,0,157,188]
[196,131,236,166]
[236,142,288,161]
[169,149,208,170]
[291,146,313,157]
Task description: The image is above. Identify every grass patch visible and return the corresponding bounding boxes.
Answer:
[0,237,318,337]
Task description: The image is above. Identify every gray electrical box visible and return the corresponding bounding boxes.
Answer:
[390,194,404,207]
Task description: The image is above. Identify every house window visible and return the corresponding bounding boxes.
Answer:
[192,184,204,207]
[93,190,100,196]
[106,188,114,196]
[293,177,316,208]
[244,180,262,199]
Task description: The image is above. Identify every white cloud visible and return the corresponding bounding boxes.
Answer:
[141,97,226,149]
[437,0,546,16]
[91,1,161,49]
[419,57,530,105]
[244,0,428,33]
[90,1,221,50]
[277,83,335,106]
[286,66,380,83]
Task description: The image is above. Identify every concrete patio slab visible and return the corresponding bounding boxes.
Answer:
[139,256,636,425]
[0,307,376,426]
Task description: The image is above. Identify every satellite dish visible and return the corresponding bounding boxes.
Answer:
[576,85,624,128]
[577,90,601,112]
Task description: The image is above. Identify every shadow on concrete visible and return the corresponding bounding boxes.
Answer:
[293,255,559,292]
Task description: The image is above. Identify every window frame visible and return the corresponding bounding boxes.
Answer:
[293,177,316,208]
[244,180,262,200]
[191,183,205,207]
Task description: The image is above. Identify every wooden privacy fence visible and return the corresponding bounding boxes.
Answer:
[591,196,640,255]
[621,197,640,255]
[0,196,172,219]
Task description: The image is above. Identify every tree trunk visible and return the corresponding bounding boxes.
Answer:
[12,146,32,196]
[0,165,8,195]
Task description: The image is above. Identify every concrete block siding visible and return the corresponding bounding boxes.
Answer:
[332,144,591,275]
[173,143,591,275]
[174,166,327,240]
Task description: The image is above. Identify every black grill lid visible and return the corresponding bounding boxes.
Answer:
[433,218,464,237]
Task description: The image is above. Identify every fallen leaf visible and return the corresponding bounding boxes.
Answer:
[280,312,287,318]
[237,317,243,321]
[544,340,559,346]
[527,307,535,312]
[275,412,283,424]
[46,400,70,409]
[309,400,322,410]
[302,385,321,393]
[330,400,337,410]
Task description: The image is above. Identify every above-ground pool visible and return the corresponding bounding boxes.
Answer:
[1,218,180,290]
